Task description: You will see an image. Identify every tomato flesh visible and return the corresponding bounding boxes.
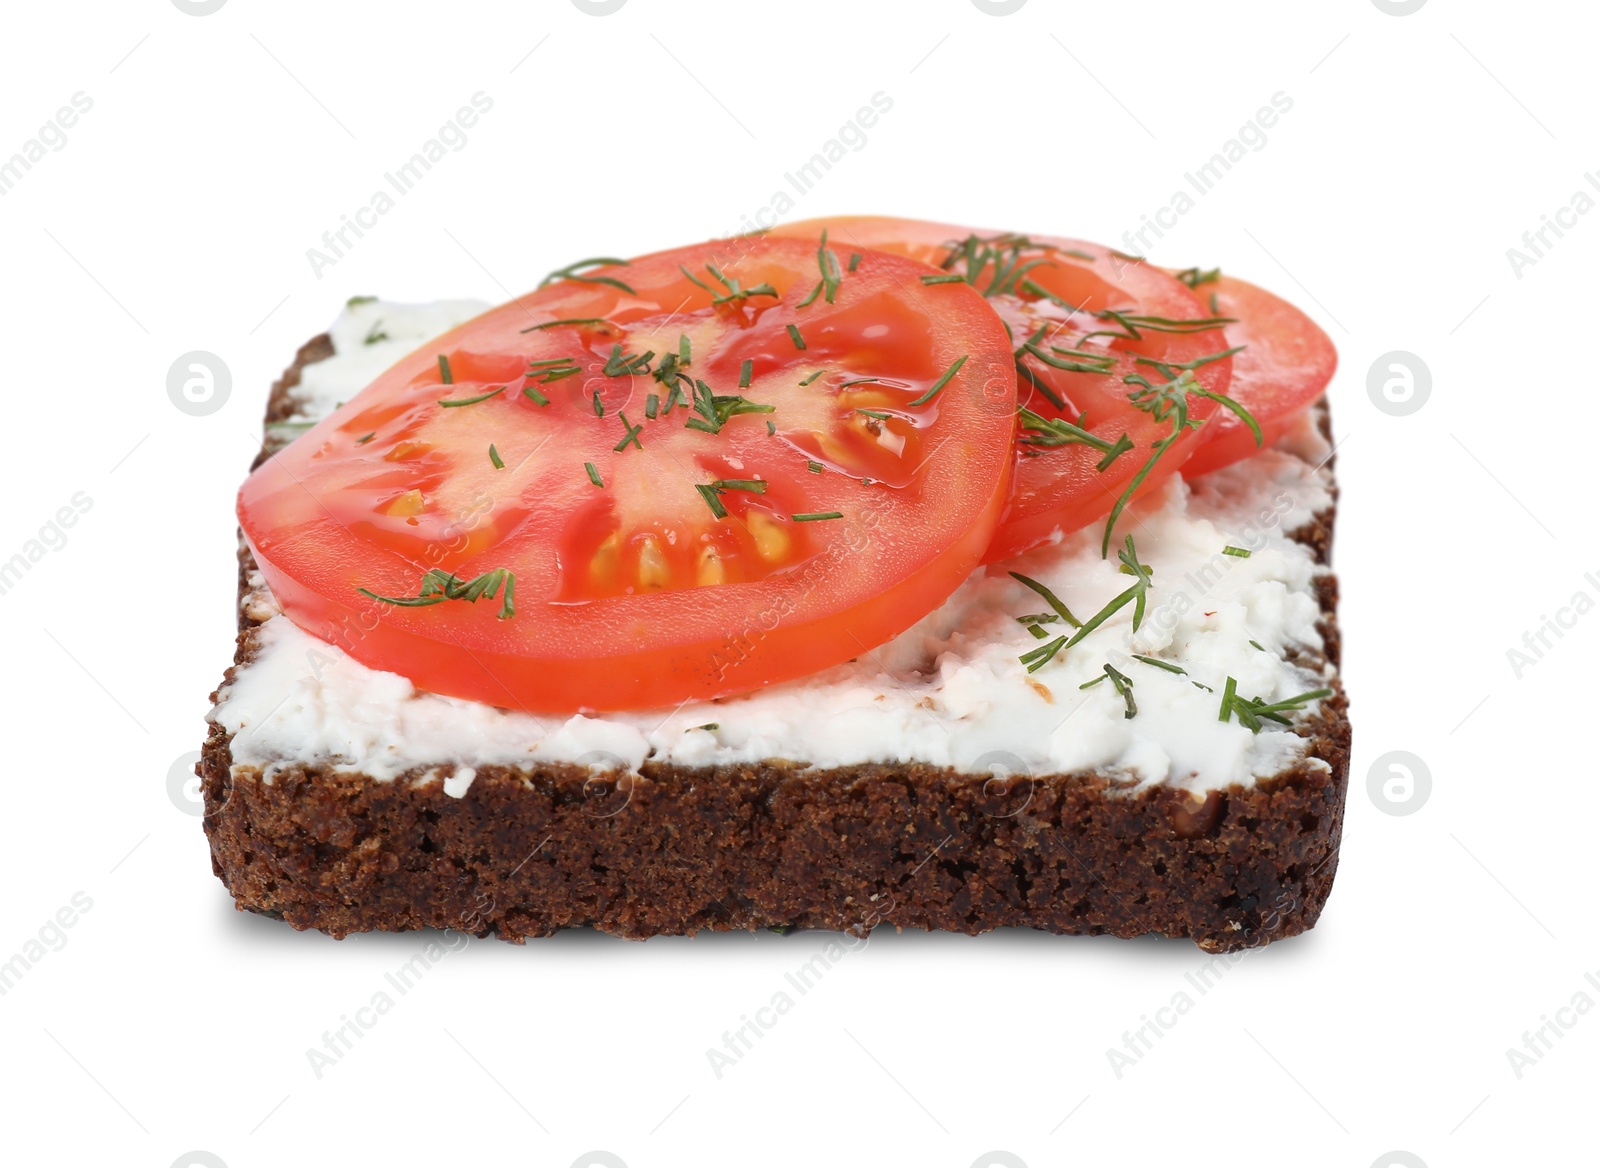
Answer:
[771,217,1236,561]
[1177,273,1337,477]
[239,236,1017,712]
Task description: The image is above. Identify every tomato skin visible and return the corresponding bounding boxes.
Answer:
[771,217,1234,562]
[1179,274,1337,478]
[239,235,1017,713]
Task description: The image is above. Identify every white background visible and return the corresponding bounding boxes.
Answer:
[0,1,1593,1166]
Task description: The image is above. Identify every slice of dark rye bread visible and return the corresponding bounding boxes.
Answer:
[200,331,1350,952]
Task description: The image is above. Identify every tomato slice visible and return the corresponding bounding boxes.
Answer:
[771,217,1238,561]
[1176,272,1337,477]
[238,235,1017,712]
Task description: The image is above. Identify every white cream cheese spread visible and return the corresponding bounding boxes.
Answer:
[213,299,1336,795]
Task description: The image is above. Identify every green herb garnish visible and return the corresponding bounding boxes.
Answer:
[1018,536,1151,673]
[936,232,1057,299]
[1083,309,1237,346]
[1083,663,1137,718]
[358,567,516,621]
[519,317,614,334]
[907,354,967,406]
[1218,679,1333,733]
[680,263,778,307]
[540,257,635,295]
[603,343,654,378]
[684,380,773,434]
[808,229,844,306]
[585,461,603,487]
[1098,362,1260,557]
[695,478,767,519]
[695,483,727,519]
[1017,407,1134,471]
[488,444,504,469]
[439,386,505,408]
[1174,267,1221,289]
[614,412,643,452]
[1009,572,1081,629]
[526,356,584,384]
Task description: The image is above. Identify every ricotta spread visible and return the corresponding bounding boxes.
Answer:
[213,299,1336,795]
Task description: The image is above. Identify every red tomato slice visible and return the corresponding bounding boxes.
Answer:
[1176,272,1337,477]
[238,236,1017,713]
[771,217,1238,561]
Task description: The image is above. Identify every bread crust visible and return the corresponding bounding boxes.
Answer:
[201,336,1349,951]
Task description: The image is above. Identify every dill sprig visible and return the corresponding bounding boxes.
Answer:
[1174,266,1221,289]
[1218,679,1334,733]
[540,256,635,295]
[603,343,654,378]
[439,386,505,408]
[519,317,616,334]
[797,229,844,307]
[1018,536,1151,673]
[650,349,692,394]
[1017,407,1134,471]
[937,232,1060,299]
[525,356,583,386]
[614,412,643,452]
[358,567,516,621]
[680,263,778,307]
[1098,361,1260,557]
[1009,572,1081,628]
[695,478,766,519]
[907,355,967,406]
[1022,339,1118,377]
[1078,663,1137,718]
[1083,308,1237,343]
[684,379,774,434]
